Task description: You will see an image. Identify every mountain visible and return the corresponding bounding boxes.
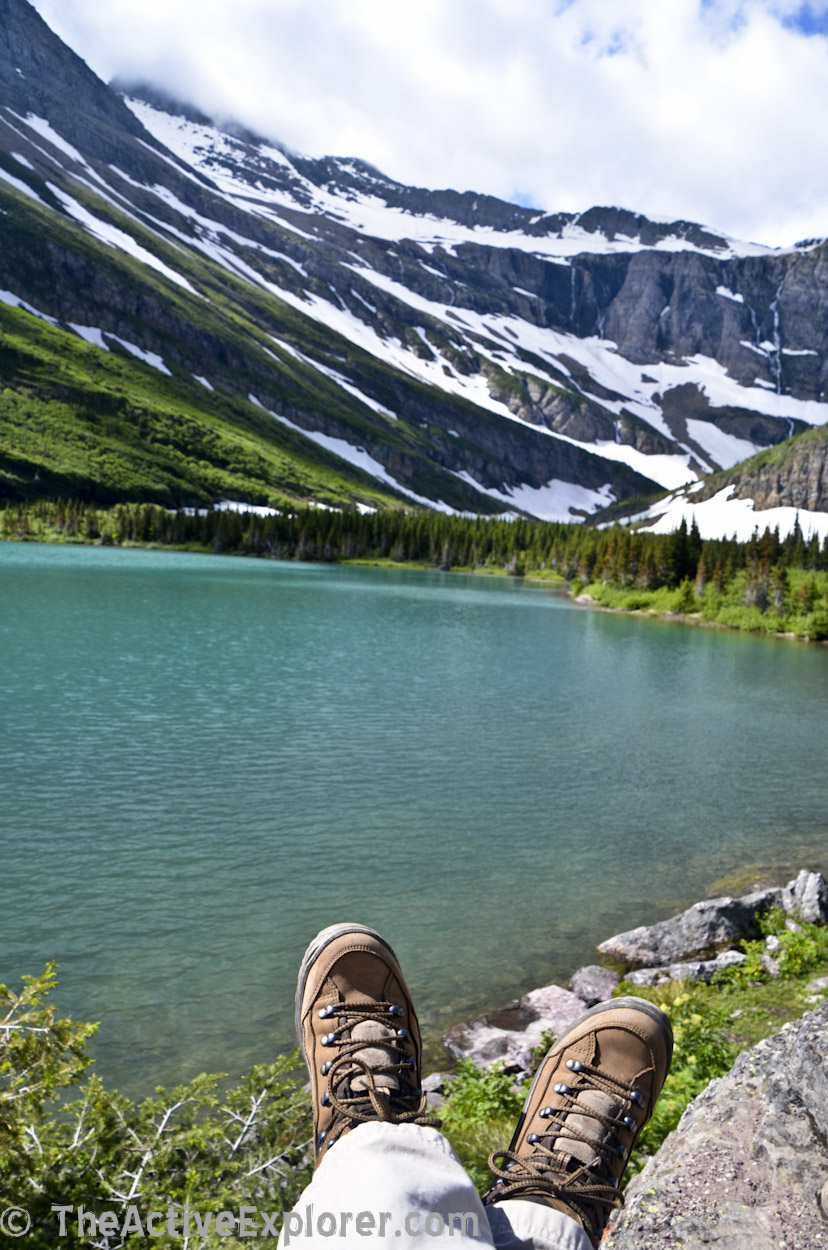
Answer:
[1,0,827,525]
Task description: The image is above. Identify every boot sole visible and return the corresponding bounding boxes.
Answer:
[294,922,401,1052]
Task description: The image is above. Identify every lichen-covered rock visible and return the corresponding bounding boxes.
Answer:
[782,869,828,924]
[597,889,783,971]
[568,964,620,1005]
[604,1000,828,1249]
[441,984,587,1077]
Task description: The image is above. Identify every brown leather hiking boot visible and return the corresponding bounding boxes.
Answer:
[483,997,673,1248]
[295,923,439,1164]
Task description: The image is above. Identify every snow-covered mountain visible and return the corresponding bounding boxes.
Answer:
[1,0,827,531]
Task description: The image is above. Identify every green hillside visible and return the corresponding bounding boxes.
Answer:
[0,302,407,508]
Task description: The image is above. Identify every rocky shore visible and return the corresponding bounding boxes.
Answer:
[441,869,828,1080]
[438,870,828,1247]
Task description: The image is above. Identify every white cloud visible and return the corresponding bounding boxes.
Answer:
[28,0,828,247]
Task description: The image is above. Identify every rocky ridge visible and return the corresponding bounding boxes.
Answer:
[2,0,828,522]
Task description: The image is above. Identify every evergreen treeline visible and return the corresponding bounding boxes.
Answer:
[3,498,828,636]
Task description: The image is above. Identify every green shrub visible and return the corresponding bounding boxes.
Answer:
[439,1061,524,1191]
[528,1028,558,1075]
[1,966,312,1248]
[616,984,738,1179]
[715,909,828,985]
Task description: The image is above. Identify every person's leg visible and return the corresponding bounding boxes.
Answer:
[279,923,669,1250]
[482,998,673,1250]
[279,1120,492,1248]
[279,922,490,1248]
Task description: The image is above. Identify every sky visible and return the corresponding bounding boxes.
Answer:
[28,0,828,248]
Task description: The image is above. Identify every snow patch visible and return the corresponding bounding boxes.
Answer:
[48,184,197,294]
[0,289,58,324]
[69,324,109,350]
[716,286,744,303]
[19,114,84,165]
[684,419,762,470]
[639,486,828,543]
[107,334,171,374]
[0,165,47,206]
[453,471,614,521]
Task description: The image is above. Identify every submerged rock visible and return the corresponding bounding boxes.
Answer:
[442,984,587,1078]
[605,1000,828,1249]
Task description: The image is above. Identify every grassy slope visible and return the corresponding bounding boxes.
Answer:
[0,302,407,507]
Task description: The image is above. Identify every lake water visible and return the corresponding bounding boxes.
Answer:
[2,542,828,1096]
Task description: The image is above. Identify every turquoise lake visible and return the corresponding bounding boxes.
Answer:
[2,542,827,1096]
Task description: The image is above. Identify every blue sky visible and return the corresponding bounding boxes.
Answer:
[29,0,828,247]
[781,2,828,33]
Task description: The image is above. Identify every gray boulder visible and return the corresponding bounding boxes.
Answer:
[442,984,587,1077]
[782,869,828,924]
[598,889,783,971]
[625,949,747,987]
[422,1072,450,1107]
[605,999,828,1249]
[569,964,620,1005]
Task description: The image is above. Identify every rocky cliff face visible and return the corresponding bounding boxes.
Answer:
[606,1002,828,1249]
[697,425,828,512]
[1,0,827,519]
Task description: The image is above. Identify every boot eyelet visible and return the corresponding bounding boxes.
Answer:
[321,1092,330,1106]
[553,1083,570,1095]
[539,1107,553,1118]
[566,1059,584,1072]
[319,1005,337,1019]
[322,1031,339,1046]
[396,1028,409,1040]
[321,1061,333,1075]
[527,1133,539,1144]
[630,1091,644,1106]
[389,1005,402,1016]
[623,1115,635,1128]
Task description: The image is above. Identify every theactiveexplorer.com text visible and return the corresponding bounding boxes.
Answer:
[44,1203,481,1241]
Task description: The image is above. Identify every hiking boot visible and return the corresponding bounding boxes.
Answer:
[483,997,673,1248]
[295,922,439,1164]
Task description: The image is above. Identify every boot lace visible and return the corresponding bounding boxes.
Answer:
[319,1002,440,1148]
[486,1060,642,1245]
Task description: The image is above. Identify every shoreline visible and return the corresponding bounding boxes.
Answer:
[426,855,828,1075]
[572,590,828,646]
[5,531,823,646]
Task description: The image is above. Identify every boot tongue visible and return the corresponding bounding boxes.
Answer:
[553,1088,622,1170]
[348,1018,400,1093]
